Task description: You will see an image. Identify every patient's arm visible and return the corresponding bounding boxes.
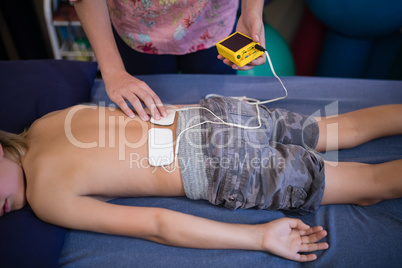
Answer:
[30,193,328,262]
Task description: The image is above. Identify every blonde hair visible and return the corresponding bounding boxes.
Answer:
[0,130,28,165]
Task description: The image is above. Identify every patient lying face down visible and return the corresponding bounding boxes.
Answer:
[1,96,401,262]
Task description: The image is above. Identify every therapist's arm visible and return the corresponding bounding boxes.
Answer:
[72,0,166,121]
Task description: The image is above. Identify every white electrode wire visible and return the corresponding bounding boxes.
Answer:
[162,106,263,173]
[245,50,288,105]
[162,48,287,172]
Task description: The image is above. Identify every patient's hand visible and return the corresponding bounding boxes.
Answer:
[260,217,329,262]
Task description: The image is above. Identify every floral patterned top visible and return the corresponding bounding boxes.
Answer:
[107,0,239,55]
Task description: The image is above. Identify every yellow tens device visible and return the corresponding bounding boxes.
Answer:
[216,32,264,67]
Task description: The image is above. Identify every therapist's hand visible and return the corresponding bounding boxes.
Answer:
[104,70,167,121]
[218,1,266,71]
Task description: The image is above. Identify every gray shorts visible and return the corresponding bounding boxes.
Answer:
[177,96,325,214]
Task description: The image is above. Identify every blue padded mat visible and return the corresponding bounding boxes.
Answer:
[60,75,402,267]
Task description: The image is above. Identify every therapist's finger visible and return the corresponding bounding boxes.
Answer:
[218,55,237,69]
[115,96,136,119]
[237,55,266,71]
[141,86,168,119]
[121,92,149,121]
[133,83,167,121]
[218,55,263,71]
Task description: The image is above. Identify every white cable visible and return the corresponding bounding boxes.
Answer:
[162,47,287,172]
[258,50,288,104]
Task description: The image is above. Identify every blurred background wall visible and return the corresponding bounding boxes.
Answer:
[0,0,401,80]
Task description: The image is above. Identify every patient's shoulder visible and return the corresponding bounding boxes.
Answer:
[36,104,92,121]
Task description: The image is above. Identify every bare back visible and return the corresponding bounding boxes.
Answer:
[23,105,184,205]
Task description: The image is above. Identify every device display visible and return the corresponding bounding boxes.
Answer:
[216,32,264,67]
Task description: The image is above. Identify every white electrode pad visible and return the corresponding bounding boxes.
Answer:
[150,109,176,126]
[148,128,174,167]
